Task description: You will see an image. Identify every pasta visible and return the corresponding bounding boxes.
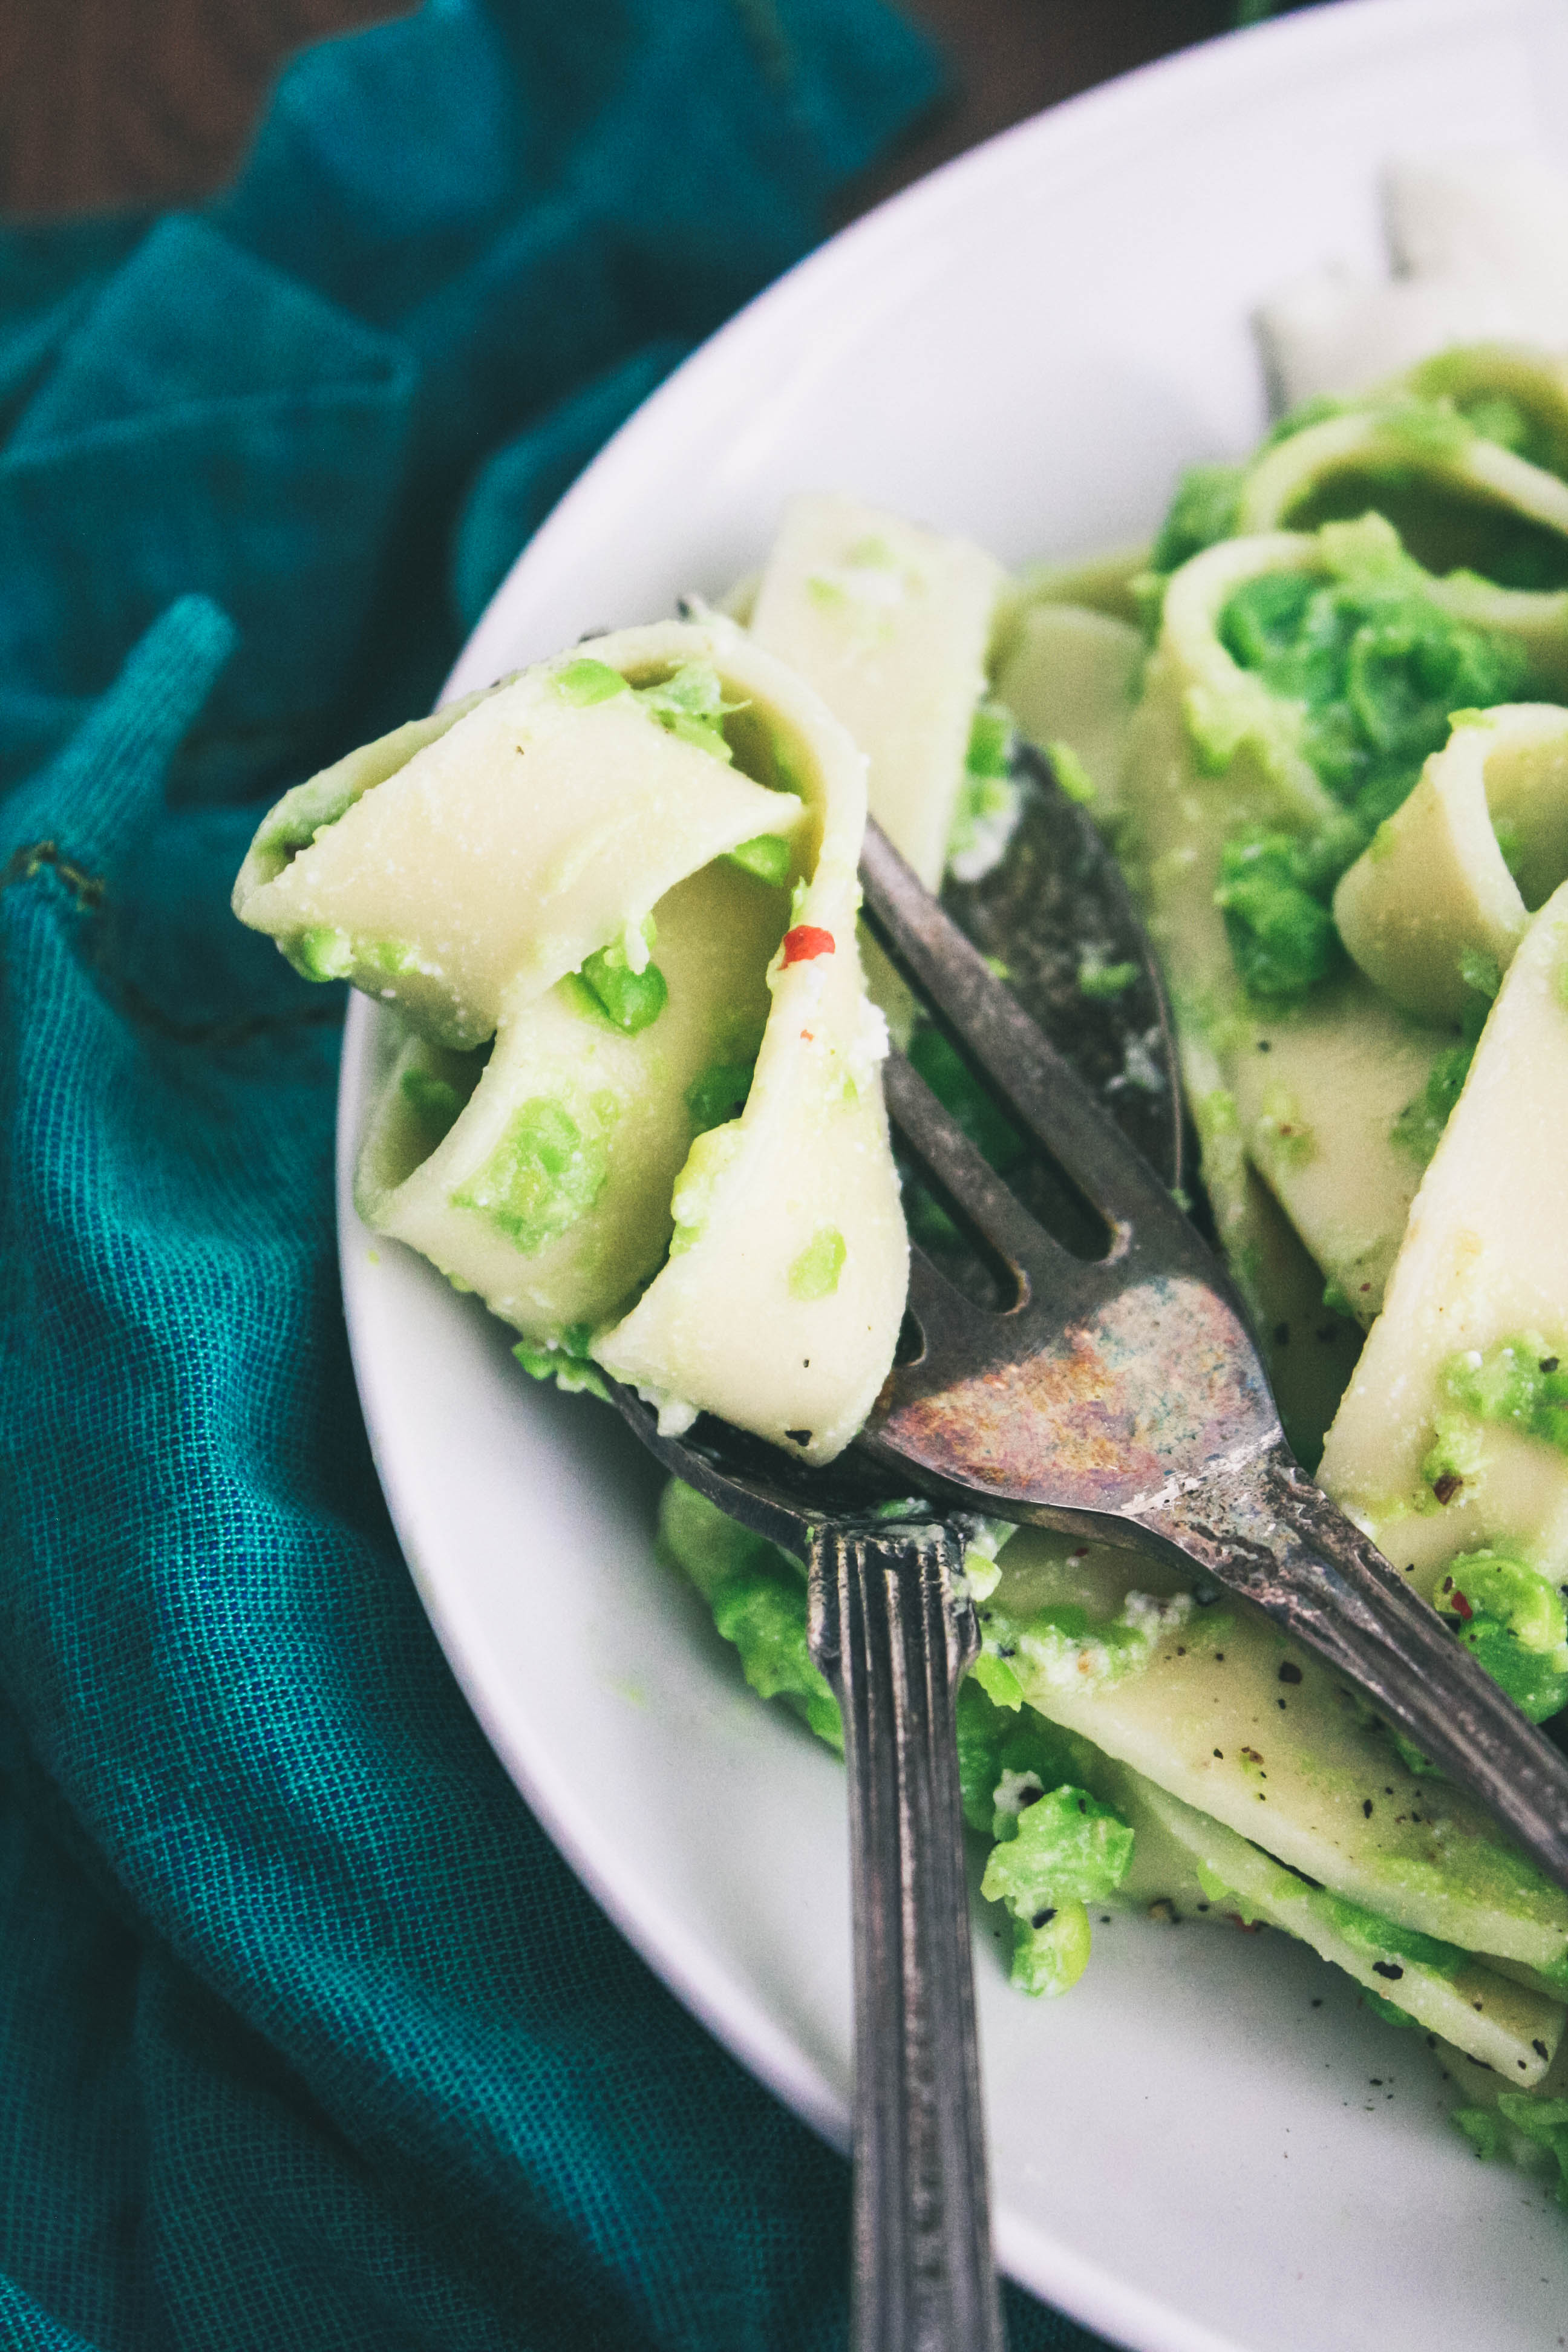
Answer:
[233,146,1568,2191]
[235,617,909,1463]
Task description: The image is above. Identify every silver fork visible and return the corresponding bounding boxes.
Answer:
[607,809,1568,2352]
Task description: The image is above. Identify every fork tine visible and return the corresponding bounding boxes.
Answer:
[882,1048,1068,1301]
[861,818,1181,1240]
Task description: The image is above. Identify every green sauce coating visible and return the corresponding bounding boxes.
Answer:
[906,1022,1025,1174]
[452,1096,611,1252]
[1321,1892,1467,1976]
[512,1328,610,1402]
[1456,391,1558,473]
[711,1576,842,1746]
[633,660,737,763]
[1150,463,1245,575]
[290,926,354,982]
[1212,562,1524,1005]
[1391,964,1496,1162]
[1077,959,1138,1001]
[579,933,668,1034]
[399,1065,466,1143]
[1439,1563,1568,1726]
[787,1226,846,1301]
[724,832,793,886]
[684,1056,757,1138]
[981,1785,1135,1998]
[1452,2106,1509,2160]
[1495,2096,1568,2206]
[553,656,630,706]
[1214,831,1345,1001]
[1442,1338,1568,1455]
[1218,566,1524,830]
[655,1480,840,1746]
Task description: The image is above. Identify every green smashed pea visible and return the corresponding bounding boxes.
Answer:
[787,1226,846,1302]
[1206,556,1523,1003]
[1151,462,1245,575]
[1423,1524,1568,1724]
[512,1331,611,1402]
[655,1481,840,1747]
[1217,565,1526,832]
[579,930,668,1034]
[1443,1339,1568,1457]
[553,656,630,705]
[292,926,354,982]
[452,1096,610,1252]
[1214,833,1345,1001]
[713,1576,842,1746]
[724,832,793,886]
[1453,2106,1508,2160]
[981,1784,1135,1999]
[633,660,737,763]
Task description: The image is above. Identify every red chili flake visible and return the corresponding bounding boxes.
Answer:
[782,924,835,966]
[1449,1587,1475,1623]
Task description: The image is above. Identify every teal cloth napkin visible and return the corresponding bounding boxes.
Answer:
[0,6,1113,2346]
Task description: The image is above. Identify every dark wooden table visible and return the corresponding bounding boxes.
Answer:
[2,0,1246,224]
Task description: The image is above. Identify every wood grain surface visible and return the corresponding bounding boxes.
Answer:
[1,0,1249,223]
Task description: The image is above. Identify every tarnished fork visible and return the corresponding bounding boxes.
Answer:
[855,814,1568,1883]
[609,811,1568,2352]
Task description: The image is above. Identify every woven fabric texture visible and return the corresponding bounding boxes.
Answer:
[0,4,1113,2345]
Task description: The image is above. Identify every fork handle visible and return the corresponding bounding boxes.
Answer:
[1137,1437,1568,1889]
[808,1525,1005,2352]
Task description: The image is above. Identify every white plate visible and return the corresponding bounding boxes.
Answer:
[338,5,1568,2346]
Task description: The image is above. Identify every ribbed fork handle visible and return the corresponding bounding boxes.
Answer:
[808,1526,1005,2352]
[1137,1437,1568,1890]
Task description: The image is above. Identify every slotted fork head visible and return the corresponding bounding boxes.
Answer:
[858,813,1272,1521]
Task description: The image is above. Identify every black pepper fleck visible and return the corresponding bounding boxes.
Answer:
[1372,1962,1403,1981]
[1278,1661,1302,1684]
[785,1428,812,1445]
[1031,1907,1056,1929]
[1273,1321,1290,1344]
[1363,1799,1374,1818]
